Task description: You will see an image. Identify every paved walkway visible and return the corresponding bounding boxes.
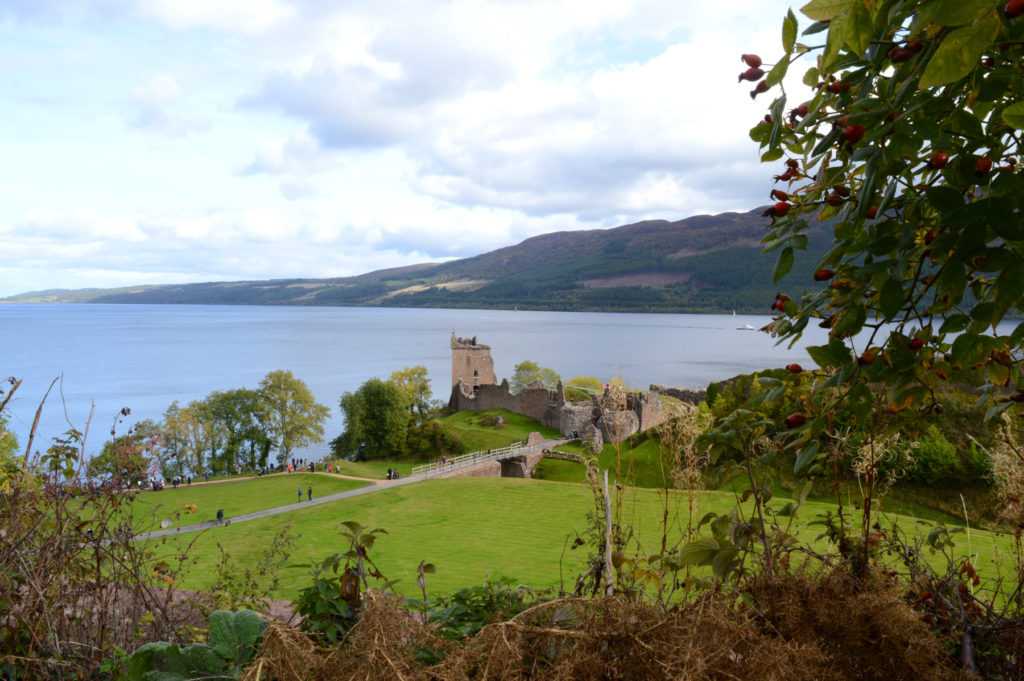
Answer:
[134,473,422,541]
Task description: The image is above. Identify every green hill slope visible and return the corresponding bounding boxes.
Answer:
[4,208,831,313]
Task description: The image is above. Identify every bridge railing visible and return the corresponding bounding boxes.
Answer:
[410,441,545,478]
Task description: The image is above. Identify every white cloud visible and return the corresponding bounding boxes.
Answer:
[0,0,807,297]
[139,0,295,36]
[127,73,210,135]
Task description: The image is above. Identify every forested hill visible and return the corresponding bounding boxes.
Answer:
[5,207,832,313]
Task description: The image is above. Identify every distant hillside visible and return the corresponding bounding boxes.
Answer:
[3,208,831,313]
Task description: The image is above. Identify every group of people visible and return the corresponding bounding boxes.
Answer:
[386,467,401,480]
[297,486,313,502]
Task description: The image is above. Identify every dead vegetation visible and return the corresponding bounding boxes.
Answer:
[243,570,968,681]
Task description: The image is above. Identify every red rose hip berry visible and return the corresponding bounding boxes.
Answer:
[786,363,803,374]
[813,268,835,281]
[928,152,950,169]
[785,413,806,429]
[844,124,866,143]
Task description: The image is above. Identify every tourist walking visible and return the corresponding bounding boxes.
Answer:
[307,486,313,501]
[297,488,303,502]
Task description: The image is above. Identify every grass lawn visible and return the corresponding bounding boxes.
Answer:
[318,409,561,480]
[441,409,563,453]
[324,459,424,480]
[148,476,1016,602]
[115,473,369,532]
[533,438,986,529]
[534,438,667,488]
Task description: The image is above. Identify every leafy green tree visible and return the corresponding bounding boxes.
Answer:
[698,0,1024,577]
[390,365,434,426]
[567,376,603,391]
[205,388,270,472]
[257,370,330,466]
[332,378,410,460]
[746,0,1024,444]
[162,399,217,477]
[510,360,561,393]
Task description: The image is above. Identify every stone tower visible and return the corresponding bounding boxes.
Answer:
[451,331,497,390]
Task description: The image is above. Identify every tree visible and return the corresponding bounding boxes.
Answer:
[332,378,410,460]
[510,360,561,393]
[86,418,162,484]
[390,365,433,426]
[257,370,330,466]
[743,1,1024,446]
[701,1,1024,580]
[567,376,604,391]
[205,388,270,472]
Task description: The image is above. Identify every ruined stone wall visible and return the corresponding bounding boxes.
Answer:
[560,402,596,438]
[649,384,706,405]
[449,379,563,430]
[633,391,667,432]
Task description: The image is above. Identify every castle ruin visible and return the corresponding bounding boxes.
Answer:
[447,334,702,443]
[451,332,497,392]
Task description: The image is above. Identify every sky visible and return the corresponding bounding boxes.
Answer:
[0,0,804,298]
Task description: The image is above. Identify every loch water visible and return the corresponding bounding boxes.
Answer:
[1,304,830,459]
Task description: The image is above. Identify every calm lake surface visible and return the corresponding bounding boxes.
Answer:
[2,304,830,459]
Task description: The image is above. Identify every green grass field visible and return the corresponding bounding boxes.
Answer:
[440,409,563,452]
[323,459,422,480]
[145,474,1016,602]
[117,473,370,532]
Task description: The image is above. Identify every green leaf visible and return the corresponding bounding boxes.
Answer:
[918,0,998,27]
[181,644,227,677]
[784,9,798,53]
[794,441,820,474]
[797,479,814,504]
[939,314,972,334]
[679,537,720,566]
[977,197,1024,241]
[1003,101,1024,129]
[803,66,820,87]
[985,401,1013,421]
[879,277,905,320]
[765,58,790,88]
[844,0,873,56]
[208,610,268,666]
[711,548,739,577]
[919,10,1000,89]
[777,501,797,517]
[126,643,190,681]
[951,333,984,366]
[774,247,795,283]
[927,186,965,213]
[806,341,851,368]
[821,12,848,72]
[801,0,855,21]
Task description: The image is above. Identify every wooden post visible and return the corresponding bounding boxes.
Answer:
[603,469,614,597]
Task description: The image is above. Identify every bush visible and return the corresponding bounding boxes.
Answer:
[908,426,959,483]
